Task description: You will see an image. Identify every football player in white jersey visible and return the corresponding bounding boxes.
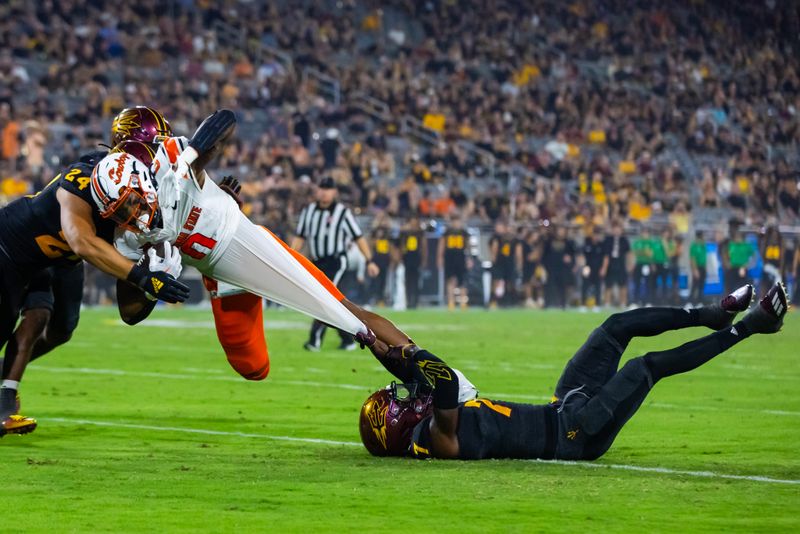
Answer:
[107,110,417,375]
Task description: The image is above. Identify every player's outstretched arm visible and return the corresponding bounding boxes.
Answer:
[173,109,237,189]
[58,189,190,303]
[58,188,138,280]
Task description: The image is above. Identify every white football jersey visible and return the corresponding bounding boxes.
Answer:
[115,136,241,271]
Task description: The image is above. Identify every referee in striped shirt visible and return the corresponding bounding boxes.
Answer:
[291,177,379,351]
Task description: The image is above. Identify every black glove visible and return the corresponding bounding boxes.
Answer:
[219,175,243,207]
[127,263,190,303]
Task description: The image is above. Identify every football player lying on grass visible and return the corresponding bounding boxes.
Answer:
[359,283,787,460]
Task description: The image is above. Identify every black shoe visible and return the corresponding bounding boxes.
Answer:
[741,282,788,334]
[303,341,320,352]
[721,284,755,313]
[706,284,754,330]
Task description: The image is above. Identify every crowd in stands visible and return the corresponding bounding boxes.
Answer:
[1,0,799,306]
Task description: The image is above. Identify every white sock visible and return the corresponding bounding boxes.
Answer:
[1,380,19,391]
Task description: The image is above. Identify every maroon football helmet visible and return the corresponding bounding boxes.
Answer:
[359,383,432,457]
[110,106,172,146]
[111,140,158,167]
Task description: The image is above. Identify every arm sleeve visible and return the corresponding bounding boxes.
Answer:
[412,349,460,410]
[344,209,363,240]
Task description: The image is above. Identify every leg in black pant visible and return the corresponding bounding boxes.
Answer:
[576,323,752,460]
[553,304,731,402]
[304,256,349,350]
[601,305,733,352]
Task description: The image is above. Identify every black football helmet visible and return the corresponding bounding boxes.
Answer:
[359,383,432,456]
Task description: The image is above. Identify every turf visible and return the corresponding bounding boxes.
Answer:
[2,306,798,532]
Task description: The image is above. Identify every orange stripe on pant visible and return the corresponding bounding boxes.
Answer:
[262,227,345,301]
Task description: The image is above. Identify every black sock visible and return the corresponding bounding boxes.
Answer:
[643,321,750,382]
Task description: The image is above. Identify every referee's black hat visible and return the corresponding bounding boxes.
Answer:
[318,176,336,189]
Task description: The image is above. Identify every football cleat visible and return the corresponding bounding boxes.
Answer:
[303,341,320,352]
[706,284,754,330]
[721,284,755,314]
[0,414,37,438]
[741,282,788,334]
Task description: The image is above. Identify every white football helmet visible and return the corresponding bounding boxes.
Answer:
[91,152,159,233]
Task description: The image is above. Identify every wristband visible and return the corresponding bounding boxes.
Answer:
[178,146,199,166]
[127,263,148,287]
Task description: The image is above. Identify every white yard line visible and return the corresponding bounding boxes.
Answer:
[42,417,359,447]
[530,459,800,486]
[35,366,370,391]
[40,417,800,486]
[33,365,800,416]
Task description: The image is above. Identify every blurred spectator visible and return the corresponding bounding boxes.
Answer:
[542,226,576,308]
[723,224,756,295]
[399,215,427,309]
[439,216,469,310]
[489,221,520,308]
[580,227,605,309]
[689,231,708,304]
[601,220,631,307]
[632,228,655,305]
[760,225,785,295]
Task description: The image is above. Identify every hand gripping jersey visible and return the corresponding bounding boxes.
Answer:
[116,137,241,270]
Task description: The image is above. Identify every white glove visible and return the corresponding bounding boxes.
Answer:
[147,242,183,278]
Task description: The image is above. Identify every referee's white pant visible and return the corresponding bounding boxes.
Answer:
[207,212,366,336]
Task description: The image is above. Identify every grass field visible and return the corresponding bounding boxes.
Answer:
[2,306,799,532]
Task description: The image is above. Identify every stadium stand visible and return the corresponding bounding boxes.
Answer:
[1,0,798,307]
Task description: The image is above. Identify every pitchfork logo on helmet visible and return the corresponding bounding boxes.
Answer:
[111,106,172,146]
[359,383,433,456]
[91,152,159,233]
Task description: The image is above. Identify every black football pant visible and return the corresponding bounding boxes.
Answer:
[690,266,706,303]
[307,255,353,348]
[2,264,84,379]
[405,262,420,309]
[555,306,750,460]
